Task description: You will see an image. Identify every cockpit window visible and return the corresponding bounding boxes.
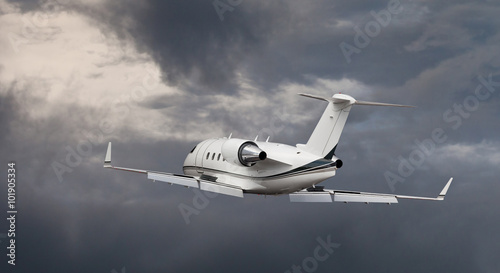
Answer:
[190,145,197,153]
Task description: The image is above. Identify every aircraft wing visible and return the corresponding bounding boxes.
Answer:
[103,142,243,198]
[289,178,453,203]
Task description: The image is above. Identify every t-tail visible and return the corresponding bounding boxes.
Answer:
[297,93,414,159]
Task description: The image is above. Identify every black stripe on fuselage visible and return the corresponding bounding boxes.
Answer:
[183,158,336,180]
[264,158,335,178]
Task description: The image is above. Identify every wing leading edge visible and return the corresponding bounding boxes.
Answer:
[103,142,243,198]
[289,178,453,203]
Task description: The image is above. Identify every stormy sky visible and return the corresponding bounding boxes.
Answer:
[1,0,500,272]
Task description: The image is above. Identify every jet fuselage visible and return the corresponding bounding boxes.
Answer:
[182,138,338,194]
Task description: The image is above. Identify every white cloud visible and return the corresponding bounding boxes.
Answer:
[433,141,500,166]
[0,2,180,142]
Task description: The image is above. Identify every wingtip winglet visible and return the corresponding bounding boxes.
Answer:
[438,177,453,200]
[104,142,112,168]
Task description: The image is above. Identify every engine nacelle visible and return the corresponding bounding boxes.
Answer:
[330,155,343,169]
[221,139,267,167]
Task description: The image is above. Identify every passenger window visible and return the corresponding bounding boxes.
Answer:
[206,152,210,160]
[217,153,221,161]
[212,153,215,160]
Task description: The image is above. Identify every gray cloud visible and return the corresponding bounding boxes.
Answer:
[1,0,500,272]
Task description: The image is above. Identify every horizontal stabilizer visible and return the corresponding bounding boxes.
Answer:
[355,100,415,108]
[299,93,353,104]
[299,93,415,107]
[297,93,414,159]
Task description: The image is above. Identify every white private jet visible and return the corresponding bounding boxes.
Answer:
[104,93,452,204]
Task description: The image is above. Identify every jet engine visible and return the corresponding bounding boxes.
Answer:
[221,139,267,167]
[330,155,343,169]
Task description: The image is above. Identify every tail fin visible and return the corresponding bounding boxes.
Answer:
[298,93,414,159]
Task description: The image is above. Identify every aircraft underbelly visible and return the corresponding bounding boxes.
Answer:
[251,170,336,194]
[183,163,336,194]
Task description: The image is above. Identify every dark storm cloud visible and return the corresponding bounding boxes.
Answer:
[2,0,500,273]
[8,0,499,94]
[11,0,498,92]
[78,0,499,92]
[73,0,285,94]
[5,0,417,91]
